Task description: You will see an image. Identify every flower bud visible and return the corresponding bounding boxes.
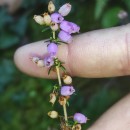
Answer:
[48,1,55,13]
[58,3,71,16]
[58,96,66,105]
[47,42,58,56]
[37,60,44,67]
[61,86,75,96]
[50,22,59,31]
[63,75,72,84]
[60,21,80,34]
[73,113,87,124]
[58,30,72,43]
[51,13,64,23]
[70,22,80,33]
[33,15,45,25]
[48,111,58,118]
[44,54,54,68]
[49,93,56,105]
[31,57,40,64]
[43,13,51,25]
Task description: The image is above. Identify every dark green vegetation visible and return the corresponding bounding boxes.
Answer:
[0,0,130,129]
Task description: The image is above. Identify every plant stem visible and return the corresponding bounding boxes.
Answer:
[56,66,68,125]
[52,31,68,125]
[52,31,55,39]
[56,66,62,86]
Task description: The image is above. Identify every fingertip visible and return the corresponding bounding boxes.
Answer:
[14,42,49,78]
[14,41,69,79]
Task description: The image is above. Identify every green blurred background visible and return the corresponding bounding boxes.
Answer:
[0,0,130,129]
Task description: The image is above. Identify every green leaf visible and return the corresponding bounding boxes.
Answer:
[0,33,19,49]
[95,0,108,19]
[67,101,69,107]
[48,65,55,75]
[42,27,50,32]
[101,7,122,28]
[57,40,68,44]
[60,65,66,72]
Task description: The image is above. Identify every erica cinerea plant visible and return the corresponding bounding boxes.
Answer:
[32,1,88,130]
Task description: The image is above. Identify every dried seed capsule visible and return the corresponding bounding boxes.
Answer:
[49,93,56,105]
[48,1,55,13]
[50,22,59,31]
[37,60,44,67]
[43,13,51,25]
[33,15,45,25]
[48,111,58,118]
[58,96,66,105]
[75,124,82,130]
[63,75,72,84]
[72,124,82,130]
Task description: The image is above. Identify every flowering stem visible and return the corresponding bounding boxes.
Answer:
[63,103,68,124]
[52,31,68,126]
[56,66,62,86]
[56,66,68,125]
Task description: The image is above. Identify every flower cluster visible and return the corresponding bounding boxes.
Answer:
[32,1,88,130]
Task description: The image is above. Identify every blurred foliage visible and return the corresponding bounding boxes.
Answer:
[0,0,130,129]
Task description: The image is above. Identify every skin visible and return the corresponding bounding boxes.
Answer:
[14,24,130,130]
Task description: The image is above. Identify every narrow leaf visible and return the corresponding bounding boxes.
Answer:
[42,27,50,32]
[60,65,66,72]
[48,66,55,75]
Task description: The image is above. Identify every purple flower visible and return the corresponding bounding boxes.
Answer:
[58,30,72,43]
[51,13,64,23]
[44,55,54,68]
[70,22,80,33]
[47,43,58,56]
[60,20,72,34]
[73,113,87,124]
[60,86,75,96]
[60,20,80,34]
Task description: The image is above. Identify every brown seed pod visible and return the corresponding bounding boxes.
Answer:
[72,124,82,130]
[59,96,67,106]
[49,93,56,105]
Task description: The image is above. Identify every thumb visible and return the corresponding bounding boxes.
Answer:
[14,24,130,78]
